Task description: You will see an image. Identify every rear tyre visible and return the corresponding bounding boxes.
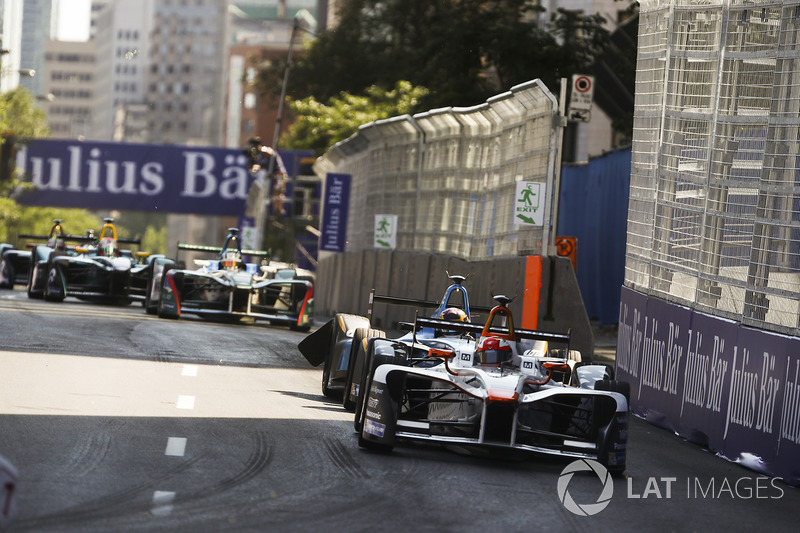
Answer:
[343,328,385,411]
[321,313,370,399]
[320,350,338,399]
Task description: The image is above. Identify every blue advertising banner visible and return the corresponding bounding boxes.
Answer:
[617,285,800,485]
[13,139,311,216]
[319,173,351,252]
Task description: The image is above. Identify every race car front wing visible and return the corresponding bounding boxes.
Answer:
[361,365,628,472]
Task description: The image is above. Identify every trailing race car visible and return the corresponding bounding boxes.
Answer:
[354,295,630,475]
[27,218,160,304]
[0,243,30,289]
[156,228,314,330]
[298,274,492,408]
[1,219,73,289]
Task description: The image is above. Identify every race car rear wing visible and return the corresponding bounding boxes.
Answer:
[402,315,572,347]
[367,290,494,321]
[177,243,271,259]
[18,233,140,246]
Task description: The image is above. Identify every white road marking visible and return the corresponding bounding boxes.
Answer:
[151,490,175,516]
[164,437,187,457]
[181,365,198,377]
[176,395,195,410]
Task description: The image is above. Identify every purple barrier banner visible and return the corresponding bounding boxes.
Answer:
[13,139,311,216]
[617,285,800,485]
[319,173,350,252]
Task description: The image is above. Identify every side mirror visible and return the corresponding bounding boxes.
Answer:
[542,361,571,373]
[428,347,456,360]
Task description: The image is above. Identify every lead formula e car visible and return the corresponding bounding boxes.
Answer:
[156,228,314,330]
[353,295,630,475]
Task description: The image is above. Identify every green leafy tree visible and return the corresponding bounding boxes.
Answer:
[0,88,51,139]
[0,88,117,245]
[254,1,611,114]
[4,207,102,245]
[280,81,429,155]
[141,223,167,255]
[1,88,51,242]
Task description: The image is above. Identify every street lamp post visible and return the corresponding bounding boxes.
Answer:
[259,10,316,258]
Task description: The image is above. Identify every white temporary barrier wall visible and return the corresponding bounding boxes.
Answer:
[314,79,560,260]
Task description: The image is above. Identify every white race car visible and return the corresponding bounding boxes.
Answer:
[354,295,630,475]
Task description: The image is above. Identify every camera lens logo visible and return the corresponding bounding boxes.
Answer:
[557,459,614,516]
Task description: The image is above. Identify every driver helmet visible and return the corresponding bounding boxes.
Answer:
[474,336,513,367]
[48,236,66,253]
[98,237,118,257]
[221,250,241,271]
[439,307,468,322]
[436,307,468,336]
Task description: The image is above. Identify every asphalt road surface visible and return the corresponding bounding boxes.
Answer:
[0,288,797,532]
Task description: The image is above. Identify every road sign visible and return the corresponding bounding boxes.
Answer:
[556,236,577,272]
[568,74,594,122]
[513,181,546,227]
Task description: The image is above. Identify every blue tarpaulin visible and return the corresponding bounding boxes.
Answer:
[557,148,631,324]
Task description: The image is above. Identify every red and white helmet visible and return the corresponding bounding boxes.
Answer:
[475,336,513,367]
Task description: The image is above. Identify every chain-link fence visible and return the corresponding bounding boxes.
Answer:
[314,80,560,259]
[627,0,800,335]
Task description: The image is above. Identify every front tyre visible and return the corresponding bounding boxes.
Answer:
[44,264,64,302]
[355,339,408,435]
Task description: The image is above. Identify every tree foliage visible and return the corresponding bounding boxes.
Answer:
[0,207,102,244]
[280,81,429,155]
[255,1,612,115]
[1,88,52,241]
[0,88,51,139]
[0,89,145,248]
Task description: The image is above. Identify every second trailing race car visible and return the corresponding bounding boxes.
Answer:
[156,228,314,330]
[298,274,491,407]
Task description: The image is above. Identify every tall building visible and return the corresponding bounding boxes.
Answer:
[1,0,39,94]
[18,0,53,97]
[42,38,96,139]
[145,0,229,146]
[226,1,318,149]
[90,0,152,139]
